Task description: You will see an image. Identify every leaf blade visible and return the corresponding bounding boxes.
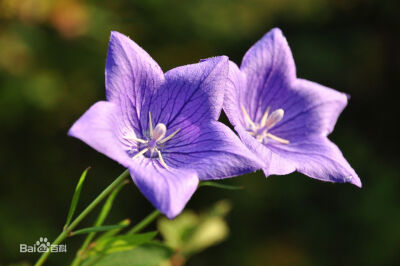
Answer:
[65,167,91,227]
[81,242,173,266]
[72,224,129,236]
[199,181,243,190]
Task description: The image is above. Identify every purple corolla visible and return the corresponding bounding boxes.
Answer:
[69,32,262,218]
[224,28,361,187]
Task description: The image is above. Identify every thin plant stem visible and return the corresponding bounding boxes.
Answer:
[70,181,127,266]
[34,169,130,266]
[127,210,161,235]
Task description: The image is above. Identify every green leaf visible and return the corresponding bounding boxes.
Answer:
[65,167,91,227]
[95,180,127,227]
[89,232,158,255]
[199,181,243,190]
[96,219,131,242]
[158,200,231,257]
[71,224,129,236]
[81,242,174,266]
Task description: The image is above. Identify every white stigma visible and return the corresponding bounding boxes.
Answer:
[241,105,289,144]
[123,112,180,169]
[153,123,166,141]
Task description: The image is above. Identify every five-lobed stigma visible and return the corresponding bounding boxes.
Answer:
[123,112,180,169]
[241,105,289,145]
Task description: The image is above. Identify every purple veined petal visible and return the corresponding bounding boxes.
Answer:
[240,28,296,122]
[105,31,165,137]
[68,101,200,219]
[68,101,133,168]
[160,120,264,180]
[223,61,247,128]
[235,125,296,176]
[223,28,360,187]
[269,78,348,140]
[129,162,199,219]
[147,56,229,135]
[224,61,295,174]
[266,136,361,187]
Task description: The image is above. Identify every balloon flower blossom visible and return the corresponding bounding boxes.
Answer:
[223,28,361,187]
[69,32,262,218]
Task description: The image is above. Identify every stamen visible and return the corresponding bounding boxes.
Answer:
[158,128,180,144]
[123,136,148,144]
[132,148,149,159]
[242,106,289,145]
[128,111,180,169]
[266,133,289,144]
[156,148,169,169]
[264,109,284,129]
[241,105,256,131]
[260,107,270,127]
[148,112,153,138]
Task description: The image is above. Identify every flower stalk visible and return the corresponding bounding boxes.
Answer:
[127,209,160,235]
[34,169,130,266]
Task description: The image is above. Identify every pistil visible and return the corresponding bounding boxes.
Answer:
[123,112,180,169]
[241,106,289,144]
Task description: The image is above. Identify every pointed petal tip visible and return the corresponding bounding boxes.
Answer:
[199,56,229,66]
[67,127,74,138]
[200,55,228,63]
[164,210,180,220]
[349,175,362,188]
[110,30,124,39]
[128,166,199,221]
[108,31,136,46]
[109,31,121,42]
[263,27,285,41]
[67,118,82,139]
[269,27,283,35]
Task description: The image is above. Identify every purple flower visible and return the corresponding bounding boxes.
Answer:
[69,32,262,218]
[224,28,361,187]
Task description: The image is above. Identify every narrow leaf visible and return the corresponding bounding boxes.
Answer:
[95,180,127,227]
[81,242,173,266]
[65,167,90,227]
[71,224,128,236]
[90,232,158,255]
[199,181,243,190]
[75,180,127,262]
[97,219,131,241]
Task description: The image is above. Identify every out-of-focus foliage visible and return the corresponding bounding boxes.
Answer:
[158,200,231,259]
[81,242,174,266]
[75,201,230,266]
[1,0,399,265]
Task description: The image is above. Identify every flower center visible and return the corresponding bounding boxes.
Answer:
[123,112,180,169]
[241,105,289,144]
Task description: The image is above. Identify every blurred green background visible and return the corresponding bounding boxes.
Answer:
[1,0,399,265]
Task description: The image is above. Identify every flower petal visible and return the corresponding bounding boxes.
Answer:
[223,29,359,186]
[266,137,361,187]
[129,163,199,219]
[68,101,132,168]
[161,121,263,180]
[147,56,229,134]
[223,61,247,128]
[240,28,296,121]
[269,78,348,140]
[105,31,164,135]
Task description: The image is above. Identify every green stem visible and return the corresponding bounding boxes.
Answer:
[34,169,130,266]
[127,210,161,235]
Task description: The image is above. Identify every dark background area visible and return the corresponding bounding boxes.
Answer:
[1,0,399,265]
